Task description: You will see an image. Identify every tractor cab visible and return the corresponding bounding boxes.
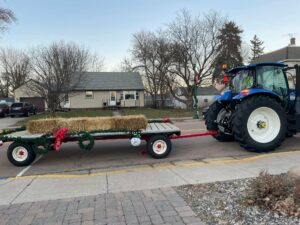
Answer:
[219,62,291,109]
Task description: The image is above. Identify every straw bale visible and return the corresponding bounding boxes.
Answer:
[27,115,148,134]
[84,117,113,131]
[27,118,60,134]
[112,115,148,130]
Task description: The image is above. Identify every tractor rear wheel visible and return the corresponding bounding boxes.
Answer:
[205,101,234,142]
[232,95,287,152]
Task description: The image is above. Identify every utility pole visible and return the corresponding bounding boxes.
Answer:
[193,64,199,119]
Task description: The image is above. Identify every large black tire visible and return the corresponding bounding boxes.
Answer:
[7,142,36,167]
[205,101,234,142]
[147,135,172,159]
[232,96,287,152]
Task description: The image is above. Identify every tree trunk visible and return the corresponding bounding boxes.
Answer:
[186,96,194,111]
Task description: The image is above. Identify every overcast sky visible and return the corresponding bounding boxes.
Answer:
[1,0,299,70]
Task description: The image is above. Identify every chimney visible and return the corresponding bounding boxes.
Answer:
[290,37,296,46]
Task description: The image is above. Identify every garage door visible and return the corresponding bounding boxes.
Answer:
[20,97,45,112]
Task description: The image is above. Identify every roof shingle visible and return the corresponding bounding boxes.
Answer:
[72,72,144,91]
[252,46,300,63]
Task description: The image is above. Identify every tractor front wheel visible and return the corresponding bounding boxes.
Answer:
[205,101,234,142]
[232,96,287,152]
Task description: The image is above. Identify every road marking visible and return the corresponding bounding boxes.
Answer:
[10,150,300,180]
[16,155,43,177]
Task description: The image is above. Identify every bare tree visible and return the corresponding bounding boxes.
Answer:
[88,53,105,72]
[130,31,171,108]
[30,41,101,112]
[0,48,31,94]
[0,79,9,97]
[0,7,16,33]
[167,10,224,109]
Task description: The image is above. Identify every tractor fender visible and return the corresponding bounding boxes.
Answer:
[215,90,232,101]
[232,88,281,102]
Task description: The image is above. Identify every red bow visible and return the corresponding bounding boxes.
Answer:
[53,128,69,152]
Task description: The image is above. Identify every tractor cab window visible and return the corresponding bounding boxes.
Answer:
[231,70,254,93]
[256,66,289,99]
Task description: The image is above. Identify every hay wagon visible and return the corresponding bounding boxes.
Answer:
[0,117,217,167]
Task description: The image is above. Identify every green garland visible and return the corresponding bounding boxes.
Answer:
[77,132,94,151]
[0,133,53,154]
[1,128,143,153]
[0,126,26,136]
[31,134,53,154]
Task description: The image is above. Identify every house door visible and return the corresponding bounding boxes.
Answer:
[110,91,117,106]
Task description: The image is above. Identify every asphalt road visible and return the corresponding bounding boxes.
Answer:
[0,117,24,129]
[1,119,300,178]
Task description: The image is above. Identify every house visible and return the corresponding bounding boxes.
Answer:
[14,72,145,111]
[252,38,300,67]
[173,86,220,109]
[252,38,300,87]
[14,80,46,112]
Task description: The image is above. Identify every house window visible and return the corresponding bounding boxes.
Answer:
[136,92,139,100]
[124,91,136,100]
[64,94,70,103]
[85,91,94,99]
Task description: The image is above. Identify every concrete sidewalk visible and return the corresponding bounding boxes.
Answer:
[0,150,299,206]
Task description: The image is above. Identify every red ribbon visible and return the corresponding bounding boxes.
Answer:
[53,128,69,152]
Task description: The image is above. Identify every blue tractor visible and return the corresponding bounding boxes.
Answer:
[205,62,300,152]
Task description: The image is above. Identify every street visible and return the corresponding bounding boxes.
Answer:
[0,116,24,129]
[1,119,300,178]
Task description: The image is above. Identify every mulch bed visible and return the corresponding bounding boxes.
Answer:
[175,177,300,225]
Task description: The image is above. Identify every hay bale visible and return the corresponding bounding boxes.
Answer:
[112,115,148,130]
[84,117,113,131]
[27,115,148,134]
[58,118,88,132]
[27,118,60,134]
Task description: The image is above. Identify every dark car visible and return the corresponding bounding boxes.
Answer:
[10,102,37,117]
[0,103,9,117]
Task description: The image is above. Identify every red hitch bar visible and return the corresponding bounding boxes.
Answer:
[170,131,218,139]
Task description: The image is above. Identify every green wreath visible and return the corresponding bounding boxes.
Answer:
[78,132,94,151]
[31,134,53,154]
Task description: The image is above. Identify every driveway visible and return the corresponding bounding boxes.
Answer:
[0,117,25,130]
[0,119,300,178]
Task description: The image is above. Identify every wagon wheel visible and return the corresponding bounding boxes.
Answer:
[147,135,172,159]
[7,142,36,167]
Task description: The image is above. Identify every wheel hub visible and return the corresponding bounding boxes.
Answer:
[12,147,28,162]
[153,140,167,154]
[247,107,281,144]
[257,120,267,129]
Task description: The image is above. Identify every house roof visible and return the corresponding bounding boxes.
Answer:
[228,62,286,73]
[176,86,220,96]
[72,72,144,91]
[196,86,220,95]
[251,46,300,63]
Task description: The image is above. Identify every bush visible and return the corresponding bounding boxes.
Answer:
[246,170,300,217]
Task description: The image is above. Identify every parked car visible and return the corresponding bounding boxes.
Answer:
[10,102,37,117]
[0,103,10,117]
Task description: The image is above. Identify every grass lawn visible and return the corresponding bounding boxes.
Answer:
[17,108,193,126]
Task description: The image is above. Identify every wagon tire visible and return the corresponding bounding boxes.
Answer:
[147,135,172,159]
[7,142,36,167]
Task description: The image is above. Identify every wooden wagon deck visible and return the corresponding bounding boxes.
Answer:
[7,122,181,139]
